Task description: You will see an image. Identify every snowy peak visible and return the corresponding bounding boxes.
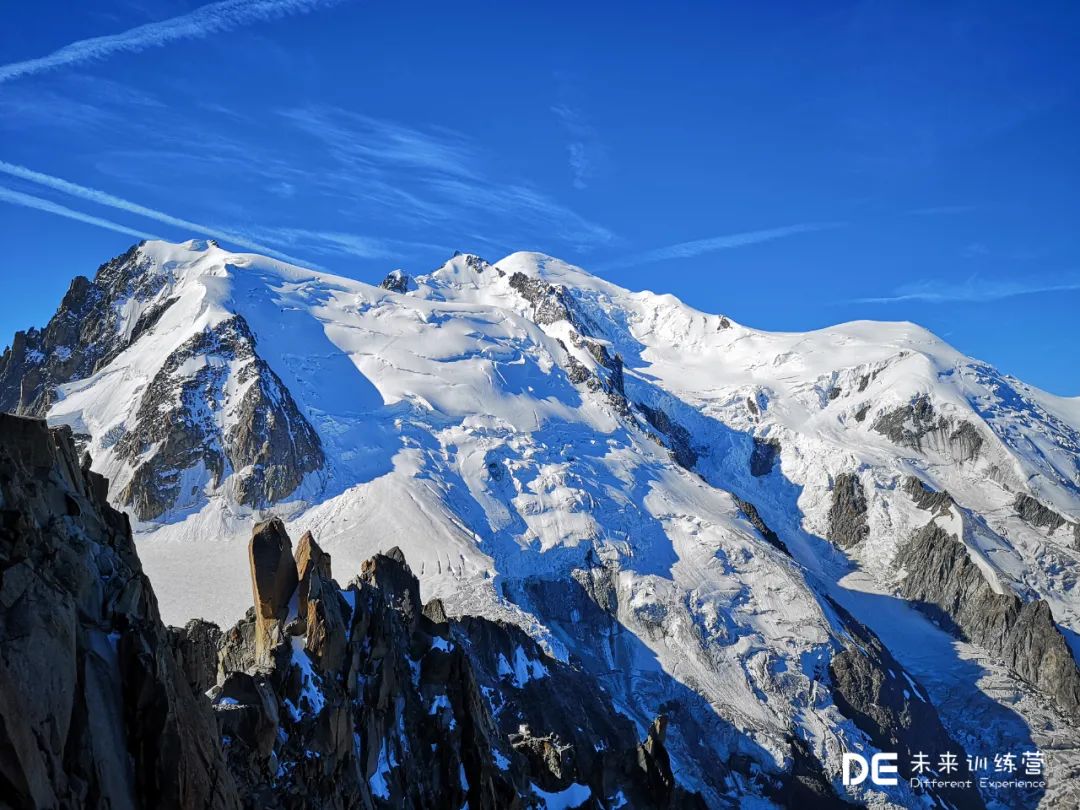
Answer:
[4,238,1080,807]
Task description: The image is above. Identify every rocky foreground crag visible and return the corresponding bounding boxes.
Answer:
[0,413,714,809]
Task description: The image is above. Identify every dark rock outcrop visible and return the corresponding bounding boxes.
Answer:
[872,395,983,463]
[508,271,630,414]
[749,437,780,477]
[732,495,789,555]
[1014,492,1077,541]
[638,402,698,470]
[0,413,707,808]
[827,599,984,810]
[0,414,239,809]
[903,475,955,517]
[379,269,412,293]
[211,526,708,809]
[895,522,1080,719]
[508,272,582,329]
[0,245,172,416]
[169,619,225,695]
[827,472,869,549]
[114,315,324,520]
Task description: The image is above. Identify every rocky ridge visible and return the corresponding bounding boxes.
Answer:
[0,413,709,808]
[0,413,238,809]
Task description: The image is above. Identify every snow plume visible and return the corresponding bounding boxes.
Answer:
[0,0,351,84]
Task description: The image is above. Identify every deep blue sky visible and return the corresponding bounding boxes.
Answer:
[1,1,1077,393]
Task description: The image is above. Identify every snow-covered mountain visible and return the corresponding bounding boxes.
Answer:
[3,239,1079,807]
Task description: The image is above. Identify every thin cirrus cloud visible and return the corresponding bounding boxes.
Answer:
[281,105,618,249]
[550,104,598,190]
[0,0,351,84]
[0,185,161,242]
[248,226,444,260]
[0,160,318,266]
[601,222,844,270]
[852,275,1080,304]
[280,107,477,178]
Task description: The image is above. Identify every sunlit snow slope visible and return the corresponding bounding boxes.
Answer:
[8,239,1080,808]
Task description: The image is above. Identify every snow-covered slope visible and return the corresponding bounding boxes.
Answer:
[4,239,1080,807]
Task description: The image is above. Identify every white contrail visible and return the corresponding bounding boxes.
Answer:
[0,160,315,266]
[0,0,349,84]
[0,185,161,241]
[602,222,844,270]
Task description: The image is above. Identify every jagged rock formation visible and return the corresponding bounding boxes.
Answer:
[0,246,173,416]
[209,522,708,809]
[827,599,984,810]
[895,522,1080,719]
[903,475,955,517]
[638,401,698,470]
[379,270,412,293]
[113,315,323,520]
[826,472,869,548]
[873,394,983,463]
[731,495,789,555]
[0,414,708,809]
[508,269,629,414]
[0,414,239,809]
[8,240,1080,806]
[1014,493,1079,545]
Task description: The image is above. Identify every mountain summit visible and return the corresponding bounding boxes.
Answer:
[2,239,1079,807]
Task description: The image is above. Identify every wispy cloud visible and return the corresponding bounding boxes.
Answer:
[427,178,617,250]
[551,104,600,190]
[907,204,977,216]
[0,185,161,241]
[281,105,617,249]
[248,226,445,260]
[852,274,1080,304]
[602,222,844,270]
[0,0,350,84]
[280,107,476,178]
[0,160,316,265]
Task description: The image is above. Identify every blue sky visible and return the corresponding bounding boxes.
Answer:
[1,1,1077,393]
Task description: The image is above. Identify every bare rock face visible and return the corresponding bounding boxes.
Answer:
[248,518,299,666]
[903,475,955,516]
[209,525,709,809]
[508,271,581,328]
[0,246,172,416]
[168,619,224,695]
[895,522,1080,719]
[508,270,630,415]
[872,394,983,463]
[115,316,324,521]
[0,414,239,809]
[827,598,984,810]
[1014,492,1077,540]
[732,494,790,555]
[827,472,869,548]
[294,529,332,618]
[379,269,412,293]
[638,401,698,470]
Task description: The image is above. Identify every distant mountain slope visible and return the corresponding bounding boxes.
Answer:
[3,239,1078,806]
